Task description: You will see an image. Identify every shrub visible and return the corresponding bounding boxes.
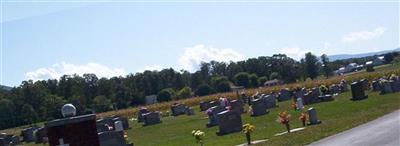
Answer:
[157,88,176,102]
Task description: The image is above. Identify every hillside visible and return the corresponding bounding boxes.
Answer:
[328,48,400,61]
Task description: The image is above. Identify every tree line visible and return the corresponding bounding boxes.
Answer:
[0,52,398,129]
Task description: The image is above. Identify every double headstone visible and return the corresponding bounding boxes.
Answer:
[143,112,162,126]
[278,89,291,101]
[216,110,243,135]
[171,104,187,116]
[307,107,321,125]
[351,81,368,100]
[206,106,226,127]
[251,98,268,116]
[45,114,100,146]
[262,94,277,109]
[229,100,244,114]
[137,108,150,123]
[199,101,211,111]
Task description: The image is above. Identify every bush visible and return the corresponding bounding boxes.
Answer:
[93,95,112,112]
[195,84,216,96]
[249,74,259,87]
[177,87,192,99]
[157,88,176,102]
[258,76,268,86]
[216,81,231,93]
[235,72,250,87]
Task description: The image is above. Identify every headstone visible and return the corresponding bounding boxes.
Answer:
[0,137,5,146]
[199,101,211,111]
[216,110,243,135]
[171,104,187,116]
[34,127,47,144]
[371,80,381,91]
[143,112,161,126]
[351,81,368,100]
[185,107,195,116]
[380,81,393,94]
[390,80,400,92]
[229,100,244,114]
[311,87,321,97]
[251,98,268,116]
[318,94,333,102]
[45,114,100,146]
[98,131,126,146]
[330,84,341,95]
[307,107,321,125]
[114,121,124,132]
[0,133,12,145]
[206,106,226,127]
[340,82,349,92]
[294,89,305,99]
[137,108,150,123]
[278,88,291,101]
[296,98,304,111]
[209,100,220,107]
[11,135,21,145]
[21,126,39,142]
[360,79,370,90]
[113,116,129,130]
[304,89,321,105]
[97,117,115,132]
[262,94,277,109]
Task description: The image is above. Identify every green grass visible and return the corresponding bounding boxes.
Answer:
[24,90,400,146]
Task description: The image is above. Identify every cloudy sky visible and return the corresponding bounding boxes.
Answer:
[1,0,399,86]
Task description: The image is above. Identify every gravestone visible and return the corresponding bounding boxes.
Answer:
[296,98,304,111]
[340,81,349,92]
[185,107,195,116]
[351,81,368,101]
[143,112,161,126]
[371,80,381,91]
[360,79,370,90]
[21,126,39,142]
[137,108,150,123]
[318,94,333,102]
[278,88,291,101]
[216,110,243,135]
[46,114,100,146]
[97,117,115,132]
[311,87,321,97]
[262,94,277,109]
[251,98,268,116]
[0,133,12,145]
[199,101,211,111]
[11,135,21,145]
[229,100,244,114]
[330,84,341,95]
[307,107,321,125]
[206,106,226,127]
[294,89,305,99]
[171,104,187,116]
[98,131,126,146]
[113,116,129,130]
[209,100,220,107]
[34,127,47,144]
[114,121,124,132]
[0,137,5,146]
[304,89,321,105]
[380,81,393,94]
[390,80,400,92]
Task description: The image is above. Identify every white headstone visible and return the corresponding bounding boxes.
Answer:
[296,98,304,111]
[114,121,123,132]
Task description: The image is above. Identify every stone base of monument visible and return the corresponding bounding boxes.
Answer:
[307,120,322,126]
[318,95,334,102]
[236,139,268,146]
[350,95,368,101]
[250,111,270,117]
[206,123,218,127]
[274,127,305,136]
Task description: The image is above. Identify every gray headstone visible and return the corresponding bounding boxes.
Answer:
[380,81,393,94]
[216,110,243,135]
[113,117,129,130]
[206,106,226,127]
[296,98,304,111]
[229,100,244,114]
[34,127,47,144]
[330,84,341,95]
[307,107,321,125]
[21,126,39,142]
[251,98,268,116]
[98,131,126,146]
[143,112,161,126]
[114,121,124,132]
[278,89,291,101]
[390,80,400,92]
[371,80,381,91]
[171,104,187,116]
[0,133,12,145]
[137,108,150,123]
[185,107,195,116]
[262,94,277,109]
[199,101,211,111]
[11,135,21,145]
[351,81,368,100]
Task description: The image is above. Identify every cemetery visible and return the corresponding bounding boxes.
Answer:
[1,69,400,146]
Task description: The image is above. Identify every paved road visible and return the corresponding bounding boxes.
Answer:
[309,110,400,146]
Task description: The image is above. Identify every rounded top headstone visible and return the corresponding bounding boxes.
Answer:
[61,104,76,117]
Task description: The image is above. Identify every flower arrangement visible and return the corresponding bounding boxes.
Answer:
[191,130,205,146]
[319,85,328,95]
[299,112,308,126]
[248,106,253,115]
[277,111,291,133]
[242,123,255,145]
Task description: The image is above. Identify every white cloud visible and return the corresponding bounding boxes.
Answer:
[341,27,386,43]
[26,62,127,81]
[280,47,309,60]
[178,44,245,72]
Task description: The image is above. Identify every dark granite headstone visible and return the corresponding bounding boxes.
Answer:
[318,94,333,102]
[330,84,341,95]
[216,110,243,135]
[21,126,39,142]
[143,112,161,126]
[0,137,5,146]
[97,117,115,132]
[206,106,226,127]
[45,114,100,146]
[262,94,277,109]
[209,100,220,107]
[185,107,195,116]
[199,101,211,111]
[371,80,381,91]
[0,133,12,145]
[112,116,130,130]
[34,127,47,144]
[307,107,321,125]
[251,98,268,116]
[171,104,187,116]
[98,131,126,146]
[229,100,244,114]
[137,108,150,123]
[303,90,321,105]
[390,80,400,92]
[380,81,393,94]
[11,135,21,145]
[278,89,291,101]
[340,82,349,92]
[351,81,368,100]
[360,79,370,90]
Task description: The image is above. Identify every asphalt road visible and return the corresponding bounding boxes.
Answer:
[308,110,400,146]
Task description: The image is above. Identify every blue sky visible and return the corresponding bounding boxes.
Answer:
[1,0,399,86]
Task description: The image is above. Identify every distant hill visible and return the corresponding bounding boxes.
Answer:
[0,85,12,91]
[328,48,400,61]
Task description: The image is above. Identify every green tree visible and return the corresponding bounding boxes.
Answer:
[195,84,216,96]
[215,81,231,93]
[234,72,250,87]
[157,88,176,102]
[249,74,259,87]
[269,72,281,80]
[93,95,112,112]
[304,52,320,80]
[0,99,16,129]
[258,76,268,86]
[177,86,192,99]
[321,54,332,78]
[21,104,38,125]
